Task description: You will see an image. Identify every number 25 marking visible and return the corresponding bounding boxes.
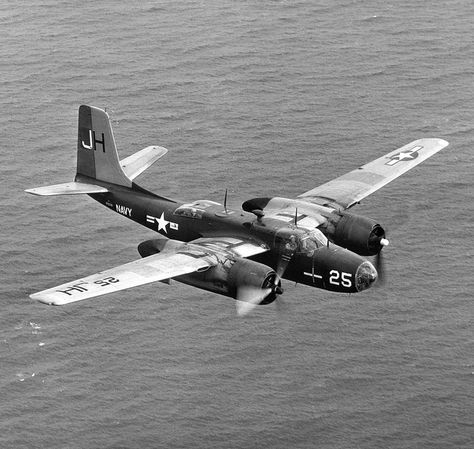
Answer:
[329,270,352,287]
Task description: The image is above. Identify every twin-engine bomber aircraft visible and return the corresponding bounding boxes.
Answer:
[26,105,448,315]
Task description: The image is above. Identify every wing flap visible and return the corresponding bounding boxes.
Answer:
[298,138,448,209]
[192,236,269,258]
[31,251,213,305]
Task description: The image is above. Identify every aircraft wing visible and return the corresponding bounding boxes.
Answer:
[31,236,269,306]
[298,138,449,209]
[30,250,215,305]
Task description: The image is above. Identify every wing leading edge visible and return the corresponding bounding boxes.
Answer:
[298,138,449,209]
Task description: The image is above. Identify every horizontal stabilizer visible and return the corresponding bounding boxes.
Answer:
[121,146,168,180]
[25,182,108,196]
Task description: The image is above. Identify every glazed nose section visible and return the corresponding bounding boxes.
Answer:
[355,261,378,291]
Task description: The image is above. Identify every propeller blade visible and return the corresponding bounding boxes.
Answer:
[275,294,289,315]
[375,251,384,285]
[275,243,297,282]
[235,287,272,316]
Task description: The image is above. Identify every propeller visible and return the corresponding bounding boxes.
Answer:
[275,231,298,280]
[235,228,301,316]
[264,235,297,312]
[235,286,273,316]
[235,240,293,316]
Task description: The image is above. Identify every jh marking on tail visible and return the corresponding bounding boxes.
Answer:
[82,129,105,152]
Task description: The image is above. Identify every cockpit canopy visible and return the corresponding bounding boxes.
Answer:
[275,227,328,256]
[174,200,221,219]
[299,228,328,253]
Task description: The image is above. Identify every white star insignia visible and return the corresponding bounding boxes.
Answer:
[155,212,170,233]
[393,151,415,161]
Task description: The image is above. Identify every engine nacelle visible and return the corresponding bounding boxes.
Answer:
[325,212,385,256]
[138,239,279,304]
[226,258,280,304]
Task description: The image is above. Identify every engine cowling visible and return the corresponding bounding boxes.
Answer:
[227,258,280,305]
[137,239,280,304]
[325,212,386,256]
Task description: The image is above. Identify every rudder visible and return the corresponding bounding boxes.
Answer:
[76,105,132,187]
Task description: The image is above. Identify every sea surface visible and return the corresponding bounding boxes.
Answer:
[1,1,473,448]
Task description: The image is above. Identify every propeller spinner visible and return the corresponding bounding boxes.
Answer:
[375,236,389,284]
[236,271,283,316]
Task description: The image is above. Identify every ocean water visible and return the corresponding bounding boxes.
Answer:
[1,1,473,448]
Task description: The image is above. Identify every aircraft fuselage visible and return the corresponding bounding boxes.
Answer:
[87,178,375,294]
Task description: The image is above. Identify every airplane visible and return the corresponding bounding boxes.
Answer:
[26,105,448,315]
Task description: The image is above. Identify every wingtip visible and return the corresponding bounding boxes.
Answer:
[418,137,449,148]
[30,293,63,306]
[439,138,449,148]
[24,188,43,196]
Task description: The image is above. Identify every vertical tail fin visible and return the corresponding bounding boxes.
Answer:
[76,105,132,187]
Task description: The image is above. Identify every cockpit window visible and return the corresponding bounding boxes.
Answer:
[174,200,221,219]
[298,229,328,255]
[308,228,328,247]
[299,236,317,253]
[276,227,329,257]
[174,206,203,219]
